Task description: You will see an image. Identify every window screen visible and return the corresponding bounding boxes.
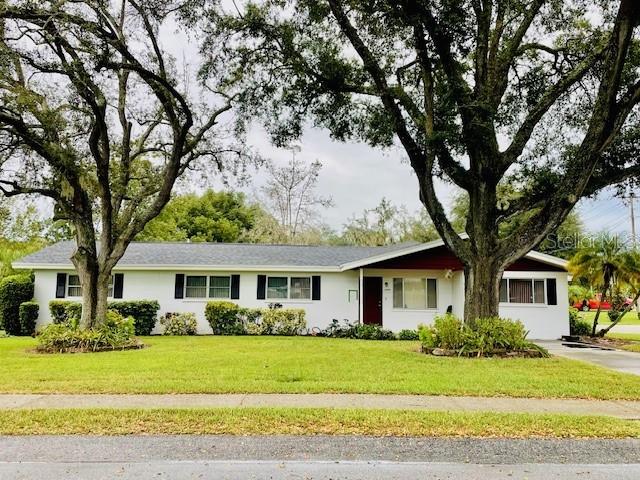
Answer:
[185,276,207,298]
[67,275,82,297]
[267,277,288,299]
[209,276,231,298]
[290,277,311,299]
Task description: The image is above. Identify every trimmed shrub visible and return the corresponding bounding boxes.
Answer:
[568,307,591,336]
[108,300,159,336]
[321,319,396,340]
[205,301,245,335]
[259,308,306,336]
[0,274,34,335]
[49,300,82,324]
[397,329,419,341]
[159,312,198,336]
[19,301,39,336]
[37,310,137,353]
[418,314,547,357]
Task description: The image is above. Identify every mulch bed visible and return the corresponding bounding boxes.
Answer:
[576,336,638,350]
[421,346,547,358]
[34,340,146,354]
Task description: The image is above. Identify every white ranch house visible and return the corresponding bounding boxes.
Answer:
[15,239,570,339]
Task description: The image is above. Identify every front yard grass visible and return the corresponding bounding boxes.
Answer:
[580,311,640,325]
[1,336,640,399]
[605,333,640,352]
[0,408,638,438]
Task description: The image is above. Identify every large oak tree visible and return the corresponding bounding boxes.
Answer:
[0,0,243,327]
[202,0,640,321]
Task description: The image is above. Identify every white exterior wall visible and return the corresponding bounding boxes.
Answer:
[362,268,455,331]
[497,270,570,340]
[33,269,359,334]
[32,266,569,339]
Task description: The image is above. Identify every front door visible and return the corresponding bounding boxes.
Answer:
[363,276,383,325]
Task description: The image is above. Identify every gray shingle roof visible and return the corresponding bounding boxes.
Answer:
[16,241,420,268]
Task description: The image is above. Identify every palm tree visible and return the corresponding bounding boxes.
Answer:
[598,251,640,336]
[569,234,628,336]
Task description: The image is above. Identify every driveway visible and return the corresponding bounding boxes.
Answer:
[537,340,640,376]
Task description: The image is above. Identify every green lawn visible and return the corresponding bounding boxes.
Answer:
[579,311,640,325]
[605,333,640,353]
[1,408,638,438]
[1,336,640,399]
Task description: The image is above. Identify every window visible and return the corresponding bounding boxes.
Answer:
[290,277,311,299]
[185,275,207,298]
[393,278,437,310]
[67,275,82,297]
[499,278,545,304]
[267,277,288,299]
[67,275,114,298]
[209,276,231,298]
[107,275,114,298]
[266,276,312,300]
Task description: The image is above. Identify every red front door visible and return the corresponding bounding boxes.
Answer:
[363,277,383,325]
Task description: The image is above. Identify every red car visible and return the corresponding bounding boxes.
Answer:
[573,296,633,311]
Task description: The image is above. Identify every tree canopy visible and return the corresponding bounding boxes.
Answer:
[199,0,640,320]
[0,0,245,326]
[138,190,259,243]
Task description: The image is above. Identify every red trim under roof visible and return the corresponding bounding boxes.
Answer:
[361,245,566,272]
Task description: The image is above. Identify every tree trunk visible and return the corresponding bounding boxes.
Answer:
[590,287,607,337]
[463,257,503,323]
[598,290,640,336]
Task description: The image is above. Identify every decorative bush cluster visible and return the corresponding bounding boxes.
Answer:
[19,302,39,336]
[37,310,137,353]
[569,307,591,336]
[159,312,198,336]
[418,314,548,357]
[108,301,160,335]
[49,300,82,324]
[320,319,397,340]
[48,300,159,335]
[205,301,306,336]
[0,274,34,335]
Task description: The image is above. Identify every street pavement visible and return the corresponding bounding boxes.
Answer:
[0,435,639,479]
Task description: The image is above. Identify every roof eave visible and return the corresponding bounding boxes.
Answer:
[12,263,343,273]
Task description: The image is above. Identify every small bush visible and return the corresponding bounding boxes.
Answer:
[19,302,39,336]
[108,300,159,335]
[159,312,198,336]
[0,274,34,335]
[37,310,137,353]
[569,307,591,336]
[397,329,419,341]
[321,319,396,340]
[205,301,245,335]
[49,300,82,324]
[418,314,547,357]
[260,308,306,336]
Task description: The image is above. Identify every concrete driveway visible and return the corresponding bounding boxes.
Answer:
[537,340,640,376]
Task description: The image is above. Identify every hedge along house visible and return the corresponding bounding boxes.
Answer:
[14,239,570,339]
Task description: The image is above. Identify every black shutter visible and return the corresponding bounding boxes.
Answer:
[546,279,557,305]
[230,274,240,300]
[113,273,124,299]
[175,274,185,299]
[55,273,67,298]
[257,275,266,300]
[312,275,321,301]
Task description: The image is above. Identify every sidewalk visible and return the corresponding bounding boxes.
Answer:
[2,393,640,419]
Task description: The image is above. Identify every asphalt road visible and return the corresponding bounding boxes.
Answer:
[0,435,638,479]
